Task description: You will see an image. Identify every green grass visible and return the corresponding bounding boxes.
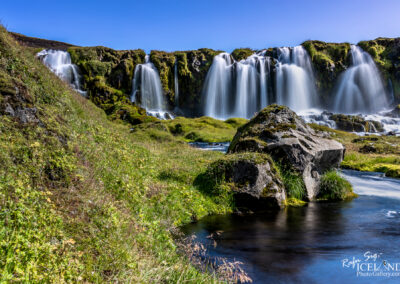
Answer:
[0,25,232,282]
[160,116,247,142]
[280,170,306,200]
[317,170,355,200]
[309,123,400,178]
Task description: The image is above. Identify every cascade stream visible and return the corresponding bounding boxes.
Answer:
[37,49,86,96]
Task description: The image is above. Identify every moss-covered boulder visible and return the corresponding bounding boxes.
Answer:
[329,114,384,133]
[197,152,285,209]
[229,105,345,200]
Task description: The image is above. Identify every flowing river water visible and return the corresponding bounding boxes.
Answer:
[184,144,400,283]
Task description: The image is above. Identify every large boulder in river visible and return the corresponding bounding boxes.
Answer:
[228,105,345,200]
[196,152,285,209]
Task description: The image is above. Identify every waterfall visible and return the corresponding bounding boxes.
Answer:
[333,45,389,114]
[174,59,179,107]
[37,49,86,96]
[202,52,270,120]
[131,55,171,119]
[275,46,317,112]
[202,46,316,119]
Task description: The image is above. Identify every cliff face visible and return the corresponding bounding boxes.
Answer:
[302,40,351,104]
[15,30,400,122]
[358,38,400,100]
[150,48,221,115]
[68,46,156,124]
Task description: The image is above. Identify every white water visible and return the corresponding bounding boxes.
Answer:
[341,170,400,200]
[202,52,271,119]
[275,46,317,112]
[333,45,389,114]
[37,49,86,96]
[202,46,316,120]
[131,55,172,119]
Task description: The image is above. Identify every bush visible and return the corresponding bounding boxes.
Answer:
[318,170,354,200]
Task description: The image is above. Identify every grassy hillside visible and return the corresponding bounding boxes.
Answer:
[0,26,234,282]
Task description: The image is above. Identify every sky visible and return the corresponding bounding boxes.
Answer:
[1,0,400,52]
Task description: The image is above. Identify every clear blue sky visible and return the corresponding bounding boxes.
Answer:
[1,0,399,52]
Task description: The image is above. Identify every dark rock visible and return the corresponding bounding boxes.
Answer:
[387,105,400,118]
[198,152,286,209]
[329,114,384,133]
[4,103,15,116]
[15,107,39,124]
[359,144,377,153]
[229,105,345,200]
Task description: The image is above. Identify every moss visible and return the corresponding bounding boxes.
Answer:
[231,48,254,61]
[358,38,400,101]
[285,197,307,207]
[150,50,176,103]
[302,40,351,102]
[196,152,278,198]
[68,46,148,125]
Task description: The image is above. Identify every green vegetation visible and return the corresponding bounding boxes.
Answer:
[160,116,247,142]
[309,123,400,178]
[318,170,355,200]
[231,48,254,61]
[0,25,234,282]
[280,170,306,200]
[68,46,149,124]
[150,50,176,103]
[302,40,350,100]
[358,38,400,100]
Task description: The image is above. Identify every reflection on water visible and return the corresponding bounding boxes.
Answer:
[183,170,400,283]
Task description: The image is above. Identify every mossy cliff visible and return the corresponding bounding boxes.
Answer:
[231,48,254,61]
[358,38,400,100]
[150,48,221,115]
[302,40,351,103]
[68,46,156,124]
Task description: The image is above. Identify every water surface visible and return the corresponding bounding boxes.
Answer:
[183,170,400,283]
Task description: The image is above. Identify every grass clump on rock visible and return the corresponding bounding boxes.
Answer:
[318,170,355,200]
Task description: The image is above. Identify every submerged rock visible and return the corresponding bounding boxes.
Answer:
[198,152,285,209]
[229,105,345,200]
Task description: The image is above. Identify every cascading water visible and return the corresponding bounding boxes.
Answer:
[202,52,270,120]
[275,46,317,112]
[202,46,316,120]
[37,49,86,96]
[131,55,171,119]
[333,45,389,114]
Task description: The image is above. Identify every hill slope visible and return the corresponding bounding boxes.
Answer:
[0,26,232,282]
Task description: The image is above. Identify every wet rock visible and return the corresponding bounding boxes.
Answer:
[229,105,345,200]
